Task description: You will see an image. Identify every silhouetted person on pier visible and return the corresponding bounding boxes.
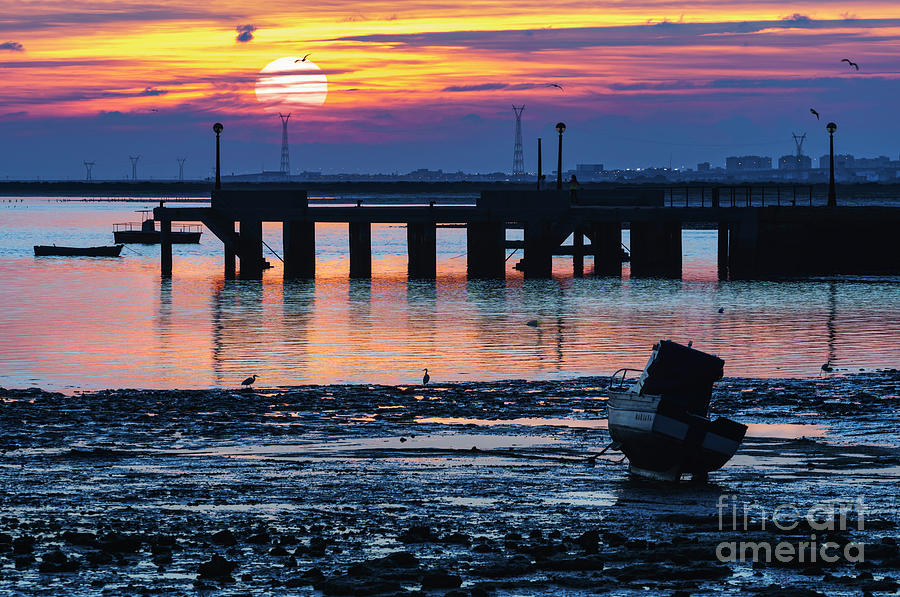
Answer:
[568,174,579,201]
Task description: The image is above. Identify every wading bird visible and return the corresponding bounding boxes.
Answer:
[295,54,311,63]
[241,374,258,387]
[821,362,834,374]
[810,108,820,120]
[422,369,430,385]
[841,58,859,70]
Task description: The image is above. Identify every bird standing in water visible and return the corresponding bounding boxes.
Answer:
[422,369,430,385]
[241,374,258,388]
[821,362,834,374]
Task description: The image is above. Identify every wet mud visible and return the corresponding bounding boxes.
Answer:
[1,371,899,595]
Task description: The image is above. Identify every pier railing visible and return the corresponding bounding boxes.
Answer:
[662,185,819,208]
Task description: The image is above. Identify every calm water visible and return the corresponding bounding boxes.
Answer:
[0,197,897,390]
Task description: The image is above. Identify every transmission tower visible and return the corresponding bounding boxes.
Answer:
[279,113,291,176]
[512,105,525,176]
[792,133,807,159]
[177,157,186,182]
[83,161,95,181]
[128,155,140,181]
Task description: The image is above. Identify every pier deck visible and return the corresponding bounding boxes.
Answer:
[153,189,900,280]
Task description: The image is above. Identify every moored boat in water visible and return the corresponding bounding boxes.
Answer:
[34,244,124,257]
[607,340,747,482]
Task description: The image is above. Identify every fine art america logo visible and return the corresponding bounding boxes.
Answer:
[715,494,866,564]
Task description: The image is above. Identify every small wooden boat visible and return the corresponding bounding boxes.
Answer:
[34,245,124,257]
[113,210,201,244]
[607,340,746,482]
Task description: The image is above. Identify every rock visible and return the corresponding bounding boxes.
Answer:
[99,532,142,554]
[38,549,80,573]
[573,530,601,553]
[247,532,270,545]
[442,532,471,545]
[61,531,98,547]
[14,555,34,569]
[603,531,627,547]
[399,525,436,543]
[197,554,238,580]
[211,530,237,546]
[421,570,462,590]
[13,535,35,554]
[269,545,290,556]
[377,551,419,568]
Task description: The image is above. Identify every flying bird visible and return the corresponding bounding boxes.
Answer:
[841,58,859,71]
[422,369,430,385]
[810,108,820,120]
[295,54,311,63]
[241,374,258,387]
[546,83,564,91]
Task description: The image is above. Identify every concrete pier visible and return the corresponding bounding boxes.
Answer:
[153,188,900,282]
[283,221,315,278]
[629,221,681,278]
[466,222,505,279]
[407,222,436,278]
[349,222,372,278]
[585,222,622,277]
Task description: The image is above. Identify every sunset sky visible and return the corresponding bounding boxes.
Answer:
[2,1,900,179]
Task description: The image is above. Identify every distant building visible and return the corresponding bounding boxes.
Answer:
[726,156,772,171]
[818,154,855,169]
[778,155,812,170]
[697,162,711,172]
[575,164,605,180]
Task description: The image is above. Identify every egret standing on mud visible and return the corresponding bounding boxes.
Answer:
[241,374,258,388]
[422,369,430,385]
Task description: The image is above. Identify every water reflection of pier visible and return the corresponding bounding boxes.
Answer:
[154,189,900,281]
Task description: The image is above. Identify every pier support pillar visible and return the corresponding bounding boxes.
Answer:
[727,214,759,279]
[522,222,555,279]
[349,222,372,278]
[238,219,264,280]
[466,222,506,279]
[160,219,172,277]
[717,222,729,280]
[572,226,584,277]
[283,221,315,279]
[630,221,681,278]
[407,222,436,278]
[225,245,236,280]
[586,222,621,277]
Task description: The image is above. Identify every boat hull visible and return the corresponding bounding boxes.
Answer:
[607,391,746,481]
[113,231,201,244]
[34,245,124,257]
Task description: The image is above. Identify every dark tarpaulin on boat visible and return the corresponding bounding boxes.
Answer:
[640,340,724,415]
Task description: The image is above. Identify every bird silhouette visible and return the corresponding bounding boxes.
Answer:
[821,362,834,374]
[810,108,820,120]
[241,374,258,387]
[295,54,311,63]
[526,319,539,327]
[546,83,564,91]
[422,369,430,385]
[718,307,725,314]
[841,58,859,71]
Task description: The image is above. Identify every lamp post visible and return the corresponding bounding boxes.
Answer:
[213,122,223,190]
[826,122,837,207]
[555,122,566,190]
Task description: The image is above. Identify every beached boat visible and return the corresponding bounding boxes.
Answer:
[113,210,201,244]
[34,244,124,257]
[607,340,747,482]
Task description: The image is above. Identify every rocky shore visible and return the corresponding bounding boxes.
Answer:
[1,372,898,595]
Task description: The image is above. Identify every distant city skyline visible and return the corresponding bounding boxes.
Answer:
[3,2,900,179]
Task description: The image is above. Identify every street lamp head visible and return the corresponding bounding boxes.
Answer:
[826,122,837,134]
[213,122,224,134]
[555,122,566,134]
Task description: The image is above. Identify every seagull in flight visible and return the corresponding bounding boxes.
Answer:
[841,58,859,71]
[295,54,311,63]
[546,83,564,91]
[810,108,820,120]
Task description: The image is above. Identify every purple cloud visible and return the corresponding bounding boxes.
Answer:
[236,24,256,43]
[0,41,24,51]
[138,87,167,96]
